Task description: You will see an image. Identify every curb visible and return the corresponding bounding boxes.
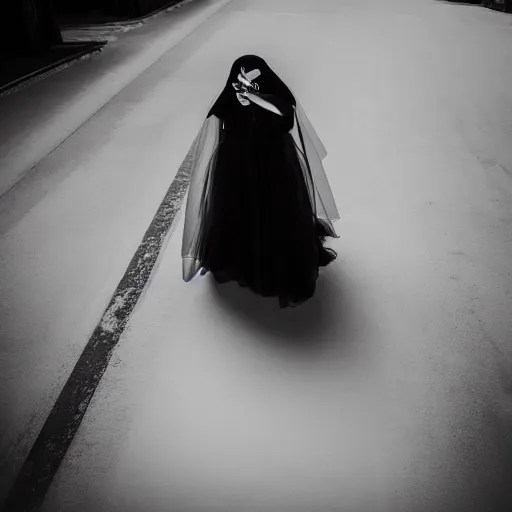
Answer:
[0,42,107,98]
[0,0,196,98]
[0,0,231,199]
[59,0,196,29]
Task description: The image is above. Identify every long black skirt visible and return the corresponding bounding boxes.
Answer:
[196,129,336,308]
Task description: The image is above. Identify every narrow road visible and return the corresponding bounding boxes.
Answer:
[2,0,512,511]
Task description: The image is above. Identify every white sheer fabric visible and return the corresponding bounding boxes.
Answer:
[291,100,340,228]
[181,115,220,281]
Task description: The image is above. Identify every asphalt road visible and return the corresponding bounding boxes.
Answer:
[1,0,512,511]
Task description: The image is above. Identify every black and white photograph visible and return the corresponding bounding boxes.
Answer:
[1,1,512,511]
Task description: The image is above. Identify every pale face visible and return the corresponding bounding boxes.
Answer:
[236,68,261,106]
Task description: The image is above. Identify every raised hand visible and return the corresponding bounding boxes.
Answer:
[238,68,259,91]
[244,68,261,82]
[232,67,260,94]
[232,67,262,107]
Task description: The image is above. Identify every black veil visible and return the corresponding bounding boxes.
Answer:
[180,55,339,306]
[207,55,296,119]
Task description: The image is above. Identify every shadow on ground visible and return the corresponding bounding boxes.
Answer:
[206,263,359,357]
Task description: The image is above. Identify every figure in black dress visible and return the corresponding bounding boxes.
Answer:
[181,55,339,308]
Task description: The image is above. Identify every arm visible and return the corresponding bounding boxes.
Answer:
[233,68,292,117]
[243,92,282,116]
[242,92,293,117]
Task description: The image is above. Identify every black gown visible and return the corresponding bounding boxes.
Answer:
[181,55,339,308]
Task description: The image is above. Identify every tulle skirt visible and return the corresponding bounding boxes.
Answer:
[196,130,336,308]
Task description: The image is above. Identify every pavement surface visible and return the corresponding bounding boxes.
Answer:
[0,0,227,198]
[1,0,512,511]
[0,0,231,505]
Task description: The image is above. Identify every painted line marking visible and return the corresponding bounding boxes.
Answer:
[2,145,196,512]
